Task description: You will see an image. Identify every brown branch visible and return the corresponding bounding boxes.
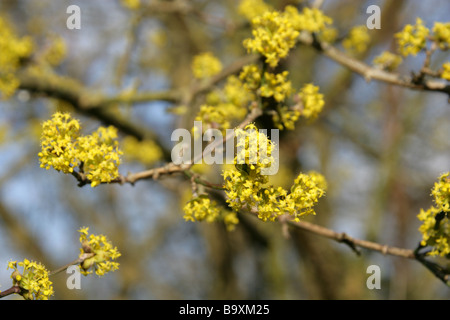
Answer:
[298,32,450,98]
[0,286,22,299]
[286,217,415,259]
[48,253,95,276]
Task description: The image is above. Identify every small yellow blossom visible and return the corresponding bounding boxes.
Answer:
[298,83,325,121]
[284,5,333,33]
[441,62,450,81]
[417,173,450,257]
[373,51,403,71]
[238,0,273,21]
[78,227,121,276]
[260,71,292,102]
[223,124,327,222]
[239,64,262,92]
[183,195,221,223]
[192,52,223,79]
[272,105,300,130]
[243,11,299,68]
[343,25,371,54]
[195,75,250,133]
[39,112,122,187]
[0,17,34,99]
[7,259,54,300]
[122,136,163,166]
[395,18,429,56]
[223,211,239,231]
[286,171,327,221]
[431,172,450,213]
[432,22,450,50]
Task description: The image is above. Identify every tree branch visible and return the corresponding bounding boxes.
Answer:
[286,217,415,259]
[298,32,450,98]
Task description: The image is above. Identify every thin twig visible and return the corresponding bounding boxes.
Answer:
[48,253,94,276]
[297,32,450,97]
[286,217,415,258]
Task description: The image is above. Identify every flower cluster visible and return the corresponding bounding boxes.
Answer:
[298,83,325,121]
[441,62,450,81]
[0,17,33,99]
[238,0,273,21]
[222,124,326,222]
[122,136,163,166]
[194,75,250,133]
[373,51,403,71]
[243,10,299,68]
[284,5,333,33]
[343,25,371,54]
[241,1,337,67]
[260,70,293,102]
[78,227,121,276]
[272,105,300,130]
[191,52,223,79]
[7,259,54,300]
[432,22,450,50]
[183,195,221,223]
[38,112,122,187]
[417,173,450,257]
[395,18,429,57]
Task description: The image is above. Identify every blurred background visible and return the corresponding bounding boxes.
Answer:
[0,0,449,299]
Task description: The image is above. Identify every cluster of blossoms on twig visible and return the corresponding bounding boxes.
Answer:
[373,19,450,78]
[1,227,120,300]
[222,124,327,222]
[7,259,54,300]
[38,112,123,187]
[417,173,450,257]
[78,227,121,276]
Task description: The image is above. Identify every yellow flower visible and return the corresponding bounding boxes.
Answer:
[284,5,333,33]
[0,17,34,99]
[431,172,450,213]
[195,75,251,133]
[272,105,300,130]
[298,83,325,121]
[417,173,450,257]
[243,11,299,68]
[432,22,450,50]
[343,25,371,54]
[222,123,327,222]
[238,0,273,21]
[183,195,221,223]
[373,51,403,71]
[38,112,122,187]
[78,227,121,276]
[260,71,292,102]
[7,259,54,300]
[441,62,450,81]
[192,52,223,79]
[122,136,163,166]
[395,18,429,57]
